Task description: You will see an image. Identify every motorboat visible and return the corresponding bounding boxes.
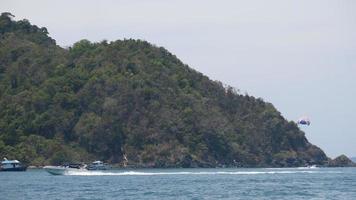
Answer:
[297,165,318,169]
[0,158,27,171]
[307,165,317,169]
[86,160,111,170]
[44,163,87,175]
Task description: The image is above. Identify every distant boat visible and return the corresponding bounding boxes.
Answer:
[86,161,111,170]
[307,165,317,169]
[297,165,318,169]
[0,158,27,171]
[44,163,87,175]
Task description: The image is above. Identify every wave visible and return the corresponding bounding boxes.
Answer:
[297,167,318,169]
[65,170,325,176]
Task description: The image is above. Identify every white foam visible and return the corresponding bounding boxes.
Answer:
[65,170,322,176]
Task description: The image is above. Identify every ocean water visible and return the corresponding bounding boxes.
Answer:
[0,167,355,199]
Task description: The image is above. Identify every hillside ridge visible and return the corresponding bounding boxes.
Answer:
[0,13,329,167]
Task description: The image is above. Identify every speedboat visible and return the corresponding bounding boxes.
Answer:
[307,165,317,169]
[44,163,87,175]
[297,164,318,169]
[86,160,111,170]
[1,158,27,171]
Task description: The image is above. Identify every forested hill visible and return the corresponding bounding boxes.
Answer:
[0,13,328,167]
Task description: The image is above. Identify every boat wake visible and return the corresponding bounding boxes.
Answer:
[64,170,327,176]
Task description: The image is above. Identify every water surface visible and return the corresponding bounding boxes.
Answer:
[1,167,355,199]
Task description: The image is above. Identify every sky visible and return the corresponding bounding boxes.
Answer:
[1,0,356,158]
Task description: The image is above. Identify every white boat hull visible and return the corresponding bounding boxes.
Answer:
[44,166,87,175]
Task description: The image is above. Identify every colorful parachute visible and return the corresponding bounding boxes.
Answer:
[297,117,311,126]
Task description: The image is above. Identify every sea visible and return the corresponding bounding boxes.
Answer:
[0,167,355,200]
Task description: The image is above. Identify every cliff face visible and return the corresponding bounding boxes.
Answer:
[0,13,329,167]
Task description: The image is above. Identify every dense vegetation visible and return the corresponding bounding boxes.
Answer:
[0,13,329,167]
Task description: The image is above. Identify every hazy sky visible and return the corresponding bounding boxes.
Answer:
[2,0,356,158]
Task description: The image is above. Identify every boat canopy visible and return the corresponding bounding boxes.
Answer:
[2,158,20,164]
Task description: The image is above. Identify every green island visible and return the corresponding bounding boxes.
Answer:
[0,13,353,168]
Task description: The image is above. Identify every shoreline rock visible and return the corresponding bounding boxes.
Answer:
[328,155,356,167]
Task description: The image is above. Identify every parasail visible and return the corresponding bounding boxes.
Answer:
[297,116,311,126]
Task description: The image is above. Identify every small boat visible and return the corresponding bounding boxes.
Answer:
[307,165,317,169]
[44,163,87,175]
[86,160,111,170]
[297,165,318,169]
[1,158,27,171]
